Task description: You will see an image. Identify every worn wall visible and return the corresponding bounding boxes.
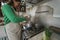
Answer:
[42,0,60,17]
[41,0,60,27]
[28,0,60,28]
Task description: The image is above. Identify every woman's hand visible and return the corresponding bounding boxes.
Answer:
[23,14,31,21]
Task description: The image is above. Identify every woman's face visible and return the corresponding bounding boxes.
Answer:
[12,0,21,12]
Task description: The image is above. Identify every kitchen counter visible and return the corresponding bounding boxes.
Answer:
[51,32,60,40]
[29,31,60,40]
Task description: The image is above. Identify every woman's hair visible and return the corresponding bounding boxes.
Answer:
[14,0,21,2]
[1,0,9,3]
[1,0,21,5]
[1,0,21,11]
[8,0,13,6]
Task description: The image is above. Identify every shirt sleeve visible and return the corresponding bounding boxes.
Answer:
[1,4,26,23]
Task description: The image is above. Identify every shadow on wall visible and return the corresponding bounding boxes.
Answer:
[36,0,53,6]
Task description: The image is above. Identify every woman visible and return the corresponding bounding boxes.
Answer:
[1,0,26,40]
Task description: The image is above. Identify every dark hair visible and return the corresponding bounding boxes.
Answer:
[8,0,14,6]
[1,0,8,3]
[14,0,21,2]
[2,0,21,5]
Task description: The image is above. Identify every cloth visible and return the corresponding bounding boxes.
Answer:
[5,23,22,40]
[0,37,8,40]
[1,4,26,24]
[0,26,8,40]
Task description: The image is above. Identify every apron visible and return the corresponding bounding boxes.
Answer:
[2,3,23,40]
[5,23,22,40]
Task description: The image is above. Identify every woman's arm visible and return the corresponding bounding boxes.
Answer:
[1,4,26,23]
